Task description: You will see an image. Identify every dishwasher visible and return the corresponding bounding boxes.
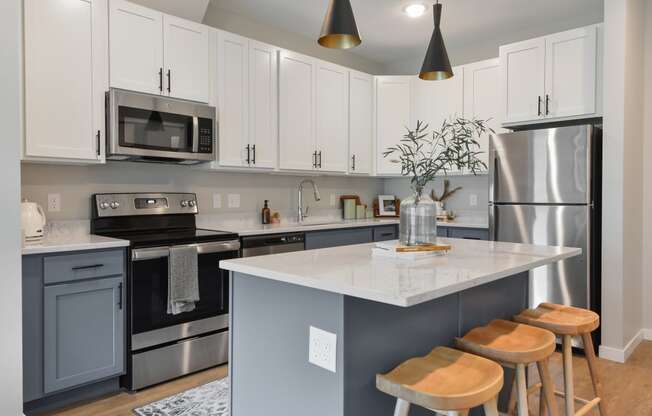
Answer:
[241,233,305,257]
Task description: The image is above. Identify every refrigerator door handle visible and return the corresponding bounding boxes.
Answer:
[488,204,497,241]
[488,149,499,203]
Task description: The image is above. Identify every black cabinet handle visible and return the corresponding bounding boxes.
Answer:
[96,130,101,156]
[318,151,322,169]
[545,94,550,115]
[380,232,394,237]
[352,154,356,171]
[159,68,163,92]
[252,145,256,165]
[312,151,317,168]
[537,96,542,116]
[118,282,123,310]
[245,144,251,165]
[167,70,171,93]
[72,264,104,271]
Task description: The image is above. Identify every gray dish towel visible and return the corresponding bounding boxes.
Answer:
[167,245,199,315]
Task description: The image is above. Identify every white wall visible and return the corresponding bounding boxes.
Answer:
[599,0,646,362]
[643,1,652,331]
[0,0,24,414]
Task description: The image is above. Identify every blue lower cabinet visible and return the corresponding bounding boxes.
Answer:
[448,227,489,241]
[437,227,449,238]
[305,227,373,250]
[43,277,125,394]
[373,225,398,242]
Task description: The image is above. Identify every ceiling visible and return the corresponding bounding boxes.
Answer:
[208,0,603,66]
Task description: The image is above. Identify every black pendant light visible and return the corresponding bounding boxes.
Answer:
[318,0,362,49]
[419,1,453,80]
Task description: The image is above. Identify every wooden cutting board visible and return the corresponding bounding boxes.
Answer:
[395,243,452,253]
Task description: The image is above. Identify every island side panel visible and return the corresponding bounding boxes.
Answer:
[230,272,345,416]
[343,272,529,416]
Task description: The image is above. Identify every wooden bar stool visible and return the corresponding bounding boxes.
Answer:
[514,303,605,416]
[455,319,559,416]
[376,346,503,416]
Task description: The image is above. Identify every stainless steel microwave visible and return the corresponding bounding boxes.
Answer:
[107,89,216,164]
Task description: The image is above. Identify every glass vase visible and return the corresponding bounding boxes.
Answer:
[399,192,437,246]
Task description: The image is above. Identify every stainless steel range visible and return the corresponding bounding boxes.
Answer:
[91,193,239,390]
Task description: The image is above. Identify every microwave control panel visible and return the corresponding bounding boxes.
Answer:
[198,118,213,154]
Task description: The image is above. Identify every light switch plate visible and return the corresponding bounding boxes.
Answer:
[47,193,61,212]
[308,326,337,373]
[213,193,222,209]
[469,193,478,207]
[227,194,240,208]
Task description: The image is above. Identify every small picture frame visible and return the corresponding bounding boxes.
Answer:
[377,195,398,217]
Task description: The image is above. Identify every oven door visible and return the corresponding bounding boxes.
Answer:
[108,88,215,162]
[129,240,239,351]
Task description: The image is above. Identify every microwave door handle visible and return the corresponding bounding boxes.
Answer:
[192,116,199,153]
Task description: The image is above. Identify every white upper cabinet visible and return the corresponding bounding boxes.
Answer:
[279,51,316,171]
[163,15,209,102]
[463,58,505,171]
[109,0,163,96]
[248,41,278,169]
[544,26,598,119]
[500,24,601,126]
[216,31,249,167]
[375,76,411,176]
[500,37,546,125]
[109,0,209,102]
[349,71,374,175]
[24,0,107,162]
[315,62,349,173]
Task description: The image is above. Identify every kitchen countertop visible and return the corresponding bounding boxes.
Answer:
[220,238,580,307]
[22,221,130,255]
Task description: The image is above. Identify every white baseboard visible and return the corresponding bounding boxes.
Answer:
[599,328,646,363]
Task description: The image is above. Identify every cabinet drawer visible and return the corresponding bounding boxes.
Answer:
[44,250,125,285]
[305,228,373,250]
[373,225,397,242]
[448,228,489,241]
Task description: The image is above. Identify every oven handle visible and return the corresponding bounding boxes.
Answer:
[192,116,199,153]
[131,240,241,261]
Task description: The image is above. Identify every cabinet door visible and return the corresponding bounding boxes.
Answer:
[163,15,209,102]
[411,68,464,174]
[44,277,124,394]
[217,31,249,167]
[463,58,505,172]
[24,0,107,162]
[316,61,349,173]
[305,228,373,250]
[249,41,279,169]
[544,26,597,119]
[375,76,411,175]
[109,0,163,95]
[349,71,373,175]
[500,37,545,124]
[279,50,316,171]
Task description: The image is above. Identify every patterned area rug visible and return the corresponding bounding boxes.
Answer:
[133,378,229,416]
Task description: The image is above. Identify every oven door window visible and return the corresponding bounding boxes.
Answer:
[119,106,193,153]
[131,251,232,335]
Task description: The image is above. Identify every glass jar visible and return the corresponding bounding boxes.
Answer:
[399,192,437,246]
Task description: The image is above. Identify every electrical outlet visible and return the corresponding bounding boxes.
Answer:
[330,194,337,207]
[213,193,222,209]
[227,194,240,208]
[47,193,61,212]
[308,326,337,373]
[469,193,478,207]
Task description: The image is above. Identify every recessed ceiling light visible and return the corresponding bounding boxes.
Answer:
[402,0,429,18]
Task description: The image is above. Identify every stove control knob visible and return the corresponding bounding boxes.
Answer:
[188,200,196,208]
[180,200,189,207]
[110,201,120,209]
[99,202,109,210]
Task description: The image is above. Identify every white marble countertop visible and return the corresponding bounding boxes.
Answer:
[220,238,581,307]
[22,221,130,255]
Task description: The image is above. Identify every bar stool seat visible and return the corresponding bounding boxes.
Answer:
[514,303,599,336]
[376,346,503,415]
[456,320,559,416]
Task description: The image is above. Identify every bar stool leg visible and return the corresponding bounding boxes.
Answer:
[581,333,607,416]
[394,398,411,416]
[562,335,575,416]
[516,363,529,416]
[482,396,500,416]
[537,358,560,416]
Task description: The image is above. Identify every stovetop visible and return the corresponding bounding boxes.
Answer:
[95,227,239,248]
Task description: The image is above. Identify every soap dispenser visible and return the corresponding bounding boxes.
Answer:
[262,200,271,225]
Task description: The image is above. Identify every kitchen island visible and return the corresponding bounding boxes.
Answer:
[220,239,581,416]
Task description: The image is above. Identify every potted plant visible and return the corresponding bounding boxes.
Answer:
[383,118,491,246]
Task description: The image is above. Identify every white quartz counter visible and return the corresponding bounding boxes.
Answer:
[22,221,130,255]
[221,238,580,307]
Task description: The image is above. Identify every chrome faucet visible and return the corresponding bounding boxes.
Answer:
[297,179,321,223]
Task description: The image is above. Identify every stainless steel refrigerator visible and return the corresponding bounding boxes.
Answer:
[489,125,602,327]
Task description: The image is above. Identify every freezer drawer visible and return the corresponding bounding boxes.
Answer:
[491,204,590,309]
[489,126,594,204]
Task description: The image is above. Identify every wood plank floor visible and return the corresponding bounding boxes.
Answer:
[47,341,652,415]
